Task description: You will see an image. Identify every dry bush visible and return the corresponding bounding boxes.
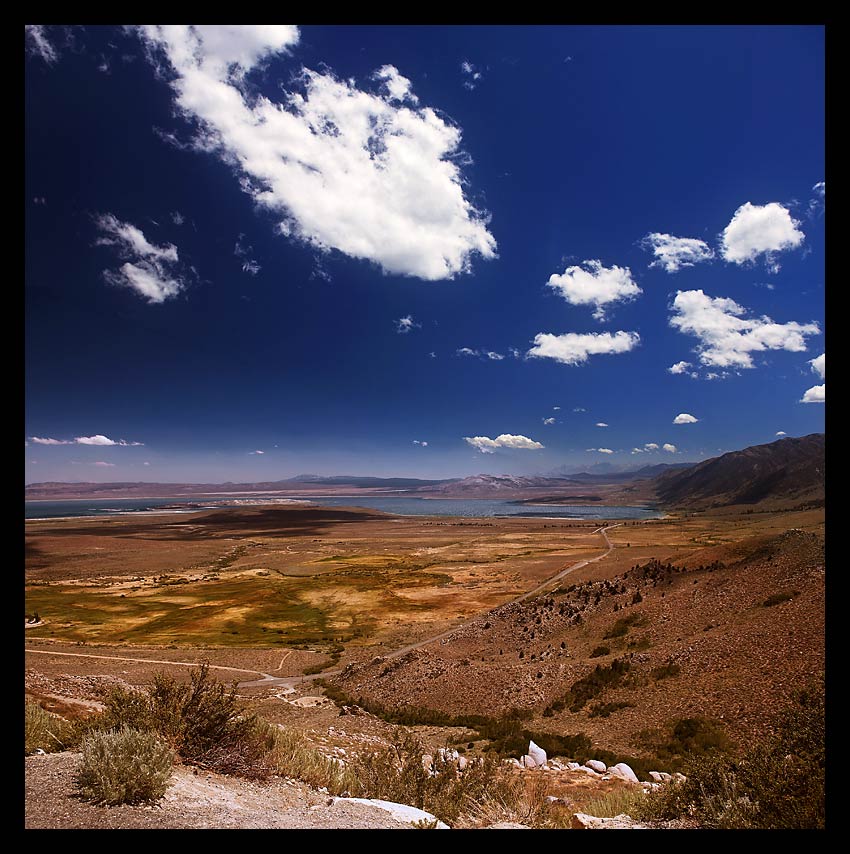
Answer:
[455,772,556,828]
[25,701,71,754]
[583,785,647,819]
[270,724,360,794]
[75,726,174,805]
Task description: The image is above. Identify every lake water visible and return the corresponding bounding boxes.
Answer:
[25,495,661,521]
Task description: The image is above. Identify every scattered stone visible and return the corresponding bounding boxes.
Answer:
[576,766,601,776]
[648,771,665,783]
[486,822,531,829]
[608,763,639,783]
[571,813,648,830]
[673,773,687,783]
[585,760,607,773]
[566,762,581,771]
[422,754,434,772]
[457,755,468,771]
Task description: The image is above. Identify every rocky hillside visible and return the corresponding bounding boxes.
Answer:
[652,434,824,510]
[330,526,824,760]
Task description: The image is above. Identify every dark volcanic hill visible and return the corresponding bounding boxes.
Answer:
[653,433,824,510]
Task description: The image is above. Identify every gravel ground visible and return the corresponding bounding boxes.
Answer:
[25,752,414,830]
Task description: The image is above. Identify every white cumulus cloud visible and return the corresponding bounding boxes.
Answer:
[546,260,641,321]
[29,436,71,445]
[669,289,819,369]
[589,448,614,454]
[138,26,497,281]
[543,417,556,425]
[595,422,608,427]
[642,233,714,273]
[809,353,825,380]
[96,214,189,303]
[673,413,698,424]
[720,202,805,272]
[775,431,787,436]
[644,443,659,450]
[75,435,144,446]
[662,443,677,453]
[413,440,428,446]
[464,434,544,454]
[800,385,824,403]
[668,361,693,375]
[527,331,640,366]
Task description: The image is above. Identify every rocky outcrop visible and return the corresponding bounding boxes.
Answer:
[608,763,639,783]
[332,798,449,829]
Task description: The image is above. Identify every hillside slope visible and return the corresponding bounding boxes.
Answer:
[652,434,824,510]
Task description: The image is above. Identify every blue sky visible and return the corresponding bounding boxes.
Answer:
[25,25,825,483]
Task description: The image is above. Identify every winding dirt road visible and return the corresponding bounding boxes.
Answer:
[25,524,619,691]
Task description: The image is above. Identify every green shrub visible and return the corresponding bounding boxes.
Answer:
[552,658,631,713]
[604,613,647,640]
[638,688,824,828]
[584,786,647,818]
[99,663,275,779]
[650,662,681,681]
[76,726,174,805]
[25,701,70,754]
[762,591,800,607]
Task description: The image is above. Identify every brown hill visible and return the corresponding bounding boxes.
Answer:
[651,434,824,511]
[330,524,824,760]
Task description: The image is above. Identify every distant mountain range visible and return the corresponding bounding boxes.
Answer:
[652,433,824,510]
[25,436,823,509]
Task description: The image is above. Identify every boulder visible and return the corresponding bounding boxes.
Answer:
[585,759,607,773]
[521,754,539,768]
[528,740,547,767]
[566,762,581,770]
[457,755,468,771]
[608,762,639,783]
[648,771,665,783]
[571,813,648,830]
[576,765,601,776]
[332,798,450,829]
[673,772,688,783]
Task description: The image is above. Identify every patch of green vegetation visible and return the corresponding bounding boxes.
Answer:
[650,662,681,680]
[588,701,634,718]
[603,612,648,640]
[762,590,800,607]
[635,716,732,771]
[544,657,631,714]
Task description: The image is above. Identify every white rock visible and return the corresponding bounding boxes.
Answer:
[528,740,547,767]
[566,762,581,770]
[571,812,648,830]
[521,754,538,768]
[457,755,468,771]
[673,772,688,783]
[585,759,607,773]
[332,798,450,829]
[576,766,601,776]
[505,758,523,768]
[486,822,531,829]
[609,763,639,783]
[648,771,664,783]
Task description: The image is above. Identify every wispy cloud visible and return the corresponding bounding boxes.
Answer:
[413,439,429,446]
[28,434,144,447]
[588,447,614,454]
[720,202,805,273]
[249,450,265,454]
[461,60,483,90]
[138,26,496,281]
[642,233,714,273]
[25,25,58,64]
[543,417,556,425]
[395,315,421,334]
[456,347,503,360]
[527,331,640,366]
[595,422,608,428]
[672,413,698,424]
[808,181,825,218]
[96,213,190,303]
[93,461,116,467]
[669,289,819,370]
[546,260,641,321]
[171,210,185,225]
[464,434,544,454]
[234,234,261,276]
